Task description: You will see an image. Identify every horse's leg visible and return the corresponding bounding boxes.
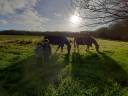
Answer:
[77,44,79,52]
[67,44,71,55]
[61,46,63,53]
[86,45,89,52]
[56,45,60,52]
[60,43,65,53]
[74,40,76,52]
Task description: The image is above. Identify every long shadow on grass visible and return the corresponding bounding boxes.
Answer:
[0,55,46,96]
[0,54,64,96]
[71,52,128,89]
[0,56,31,95]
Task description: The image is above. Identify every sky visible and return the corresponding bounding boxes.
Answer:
[0,0,98,32]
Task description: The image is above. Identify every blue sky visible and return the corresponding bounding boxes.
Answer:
[0,0,98,32]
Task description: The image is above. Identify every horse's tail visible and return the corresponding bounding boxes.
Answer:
[91,37,99,52]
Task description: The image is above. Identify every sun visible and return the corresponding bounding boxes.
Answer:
[70,15,81,24]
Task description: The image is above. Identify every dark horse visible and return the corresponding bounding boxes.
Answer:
[74,36,99,52]
[44,36,71,55]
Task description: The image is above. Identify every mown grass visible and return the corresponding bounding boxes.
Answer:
[0,35,128,96]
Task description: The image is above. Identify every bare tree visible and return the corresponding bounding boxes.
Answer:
[71,0,128,27]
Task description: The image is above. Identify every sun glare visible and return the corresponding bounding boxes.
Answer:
[70,15,81,24]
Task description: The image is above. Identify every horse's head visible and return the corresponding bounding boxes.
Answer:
[44,36,49,40]
[42,39,49,44]
[90,37,100,53]
[68,40,73,44]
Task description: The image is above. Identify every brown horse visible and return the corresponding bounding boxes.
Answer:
[74,36,99,52]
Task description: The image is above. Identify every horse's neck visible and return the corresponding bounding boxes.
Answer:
[92,39,98,46]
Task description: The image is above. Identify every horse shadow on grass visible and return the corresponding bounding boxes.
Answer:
[63,53,70,64]
[71,52,128,89]
[0,53,67,96]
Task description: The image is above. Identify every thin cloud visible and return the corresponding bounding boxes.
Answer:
[54,12,61,17]
[5,9,49,31]
[0,0,39,15]
[0,0,50,31]
[0,19,8,25]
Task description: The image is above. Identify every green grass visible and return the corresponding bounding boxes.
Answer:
[0,35,128,96]
[0,35,41,68]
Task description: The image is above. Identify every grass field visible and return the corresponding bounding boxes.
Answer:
[0,35,128,96]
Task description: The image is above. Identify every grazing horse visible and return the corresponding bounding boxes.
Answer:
[44,36,71,55]
[74,36,99,52]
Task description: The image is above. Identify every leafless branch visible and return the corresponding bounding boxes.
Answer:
[71,0,128,27]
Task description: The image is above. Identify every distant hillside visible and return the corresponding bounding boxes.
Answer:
[0,30,46,36]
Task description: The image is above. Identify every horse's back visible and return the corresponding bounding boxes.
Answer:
[75,37,92,46]
[44,36,68,45]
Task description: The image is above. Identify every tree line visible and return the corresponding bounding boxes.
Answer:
[0,24,128,41]
[92,21,128,41]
